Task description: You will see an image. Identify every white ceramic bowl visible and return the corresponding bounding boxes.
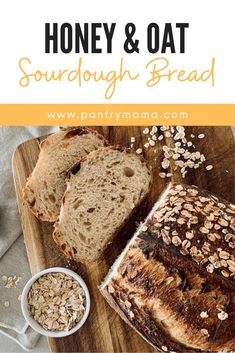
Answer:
[21,267,90,337]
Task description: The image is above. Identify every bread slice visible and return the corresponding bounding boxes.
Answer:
[23,127,107,222]
[100,183,235,352]
[53,146,152,262]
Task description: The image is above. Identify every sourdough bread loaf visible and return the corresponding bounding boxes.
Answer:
[23,127,107,222]
[100,183,235,352]
[53,146,152,262]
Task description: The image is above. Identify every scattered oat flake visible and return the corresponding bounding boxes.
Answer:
[18,294,22,301]
[159,172,166,178]
[130,137,135,143]
[144,142,150,148]
[158,135,163,140]
[200,311,208,318]
[198,134,205,139]
[152,134,157,141]
[136,148,142,154]
[162,346,168,352]
[218,311,228,321]
[165,131,171,138]
[4,301,10,308]
[143,128,149,134]
[206,165,213,171]
[2,275,22,288]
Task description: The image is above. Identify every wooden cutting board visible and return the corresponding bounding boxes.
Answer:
[12,126,235,353]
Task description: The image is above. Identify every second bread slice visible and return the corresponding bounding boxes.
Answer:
[53,146,152,262]
[23,127,107,222]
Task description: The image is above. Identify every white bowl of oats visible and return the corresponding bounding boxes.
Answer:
[21,267,90,337]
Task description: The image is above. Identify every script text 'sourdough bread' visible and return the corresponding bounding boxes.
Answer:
[100,183,235,352]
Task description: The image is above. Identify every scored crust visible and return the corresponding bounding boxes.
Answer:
[100,183,235,352]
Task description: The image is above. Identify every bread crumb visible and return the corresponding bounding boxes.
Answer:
[150,126,157,134]
[108,285,115,293]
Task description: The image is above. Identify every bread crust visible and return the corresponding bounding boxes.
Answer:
[53,146,152,263]
[100,183,235,352]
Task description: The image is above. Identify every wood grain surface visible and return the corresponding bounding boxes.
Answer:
[12,126,235,353]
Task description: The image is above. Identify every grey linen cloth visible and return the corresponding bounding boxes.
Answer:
[0,126,56,350]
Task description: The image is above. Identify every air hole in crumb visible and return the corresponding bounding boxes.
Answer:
[61,243,66,251]
[87,208,95,213]
[49,194,56,203]
[120,195,125,202]
[78,233,86,243]
[73,200,83,210]
[84,221,91,226]
[123,167,135,177]
[72,247,77,254]
[111,161,120,166]
[107,208,114,216]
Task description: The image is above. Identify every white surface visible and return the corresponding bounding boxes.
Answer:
[21,268,90,338]
[0,0,234,103]
[0,127,57,352]
[0,335,49,353]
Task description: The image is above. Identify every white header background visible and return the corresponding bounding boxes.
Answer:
[0,0,234,103]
